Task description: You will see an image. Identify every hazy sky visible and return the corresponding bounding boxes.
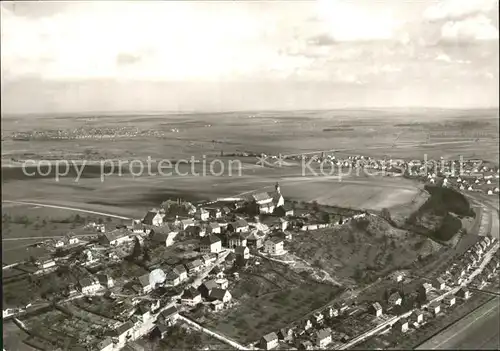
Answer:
[1,0,499,114]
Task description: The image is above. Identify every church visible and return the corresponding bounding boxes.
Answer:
[251,182,284,214]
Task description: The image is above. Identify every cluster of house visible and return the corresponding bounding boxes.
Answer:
[258,233,499,350]
[259,302,353,350]
[95,303,181,351]
[180,266,233,312]
[409,161,500,195]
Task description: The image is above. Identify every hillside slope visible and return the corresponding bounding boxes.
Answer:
[287,215,441,286]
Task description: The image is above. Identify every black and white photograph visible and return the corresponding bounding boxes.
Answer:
[1,0,499,350]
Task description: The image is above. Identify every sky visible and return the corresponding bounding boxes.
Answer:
[1,0,499,114]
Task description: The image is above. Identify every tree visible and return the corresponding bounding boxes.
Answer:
[97,218,104,225]
[311,200,320,212]
[381,208,391,221]
[322,213,330,223]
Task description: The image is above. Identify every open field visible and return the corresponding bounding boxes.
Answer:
[2,109,499,162]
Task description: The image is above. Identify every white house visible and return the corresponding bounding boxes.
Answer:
[173,265,188,282]
[393,319,409,333]
[260,332,279,350]
[97,274,114,288]
[37,258,56,270]
[181,287,202,306]
[200,235,222,253]
[195,208,210,221]
[100,230,133,246]
[180,219,195,230]
[209,288,232,303]
[370,302,383,317]
[235,246,250,260]
[264,237,285,255]
[316,328,332,348]
[165,271,181,286]
[79,277,101,295]
[142,211,164,226]
[207,223,221,235]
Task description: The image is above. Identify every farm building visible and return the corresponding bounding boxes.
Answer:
[264,237,285,255]
[200,235,222,254]
[260,332,279,350]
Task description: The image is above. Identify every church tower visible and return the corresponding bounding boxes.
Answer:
[275,182,281,194]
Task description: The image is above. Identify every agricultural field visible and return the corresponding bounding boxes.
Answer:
[184,258,342,344]
[2,109,497,223]
[3,108,498,162]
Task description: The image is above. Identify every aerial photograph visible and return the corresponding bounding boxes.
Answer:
[1,0,499,350]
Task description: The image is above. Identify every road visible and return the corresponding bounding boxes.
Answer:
[415,297,500,350]
[2,200,132,220]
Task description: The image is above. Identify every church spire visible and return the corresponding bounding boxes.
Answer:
[275,182,281,194]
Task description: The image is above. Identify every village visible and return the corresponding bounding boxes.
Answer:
[2,160,499,351]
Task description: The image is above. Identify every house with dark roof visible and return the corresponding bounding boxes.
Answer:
[429,302,441,316]
[200,235,222,253]
[198,280,218,298]
[275,203,294,217]
[277,328,294,341]
[206,207,222,219]
[235,246,250,260]
[388,291,402,306]
[99,230,133,246]
[108,321,135,345]
[227,219,249,233]
[316,328,332,348]
[444,295,456,307]
[411,310,424,324]
[185,259,204,274]
[164,271,181,286]
[252,192,273,205]
[179,219,195,231]
[138,274,153,294]
[151,324,170,340]
[298,340,313,350]
[228,232,247,248]
[134,303,152,323]
[323,306,339,319]
[393,318,409,333]
[369,302,383,317]
[173,265,187,282]
[157,306,178,326]
[181,287,202,306]
[432,277,446,290]
[211,300,224,312]
[246,230,264,249]
[79,277,101,295]
[209,288,232,303]
[97,274,114,289]
[210,266,224,279]
[207,222,221,234]
[260,332,279,350]
[142,211,164,226]
[264,237,285,255]
[456,287,471,300]
[195,207,210,221]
